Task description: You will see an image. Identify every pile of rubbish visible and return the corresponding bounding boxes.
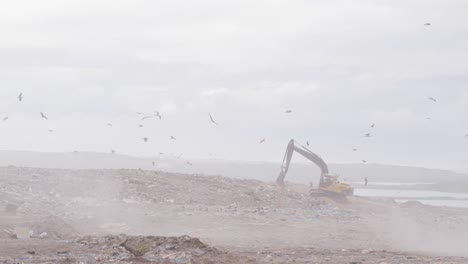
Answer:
[76,234,218,263]
[0,234,237,264]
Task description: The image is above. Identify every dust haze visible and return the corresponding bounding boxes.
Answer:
[1,1,468,263]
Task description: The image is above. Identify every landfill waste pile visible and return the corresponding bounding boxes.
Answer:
[1,166,468,263]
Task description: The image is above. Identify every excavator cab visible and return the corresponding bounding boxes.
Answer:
[320,174,334,187]
[320,174,354,196]
[277,139,354,198]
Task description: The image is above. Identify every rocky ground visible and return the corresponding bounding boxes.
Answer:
[1,166,468,263]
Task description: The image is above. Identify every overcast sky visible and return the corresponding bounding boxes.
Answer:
[0,0,467,171]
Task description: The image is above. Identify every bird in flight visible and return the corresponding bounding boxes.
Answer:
[186,161,193,166]
[371,123,375,128]
[170,136,177,140]
[464,134,468,138]
[209,113,218,125]
[107,123,113,127]
[259,138,266,144]
[364,133,371,138]
[284,110,292,114]
[2,116,8,122]
[159,152,164,155]
[48,129,54,133]
[152,161,155,166]
[141,116,153,121]
[352,148,358,151]
[138,124,144,128]
[40,112,48,120]
[306,141,310,147]
[424,23,431,26]
[427,97,437,102]
[111,149,116,154]
[362,160,367,163]
[155,111,162,120]
[143,137,149,142]
[18,93,23,102]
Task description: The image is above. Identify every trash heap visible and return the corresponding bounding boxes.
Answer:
[75,234,218,263]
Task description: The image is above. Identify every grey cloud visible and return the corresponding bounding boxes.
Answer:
[0,0,466,171]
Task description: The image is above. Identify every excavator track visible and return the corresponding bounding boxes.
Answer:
[309,189,348,202]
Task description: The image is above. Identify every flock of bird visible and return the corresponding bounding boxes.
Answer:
[7,92,196,166]
[359,95,468,163]
[4,86,467,168]
[4,93,301,167]
[2,23,467,168]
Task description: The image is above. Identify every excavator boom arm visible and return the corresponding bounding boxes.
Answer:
[276,139,329,186]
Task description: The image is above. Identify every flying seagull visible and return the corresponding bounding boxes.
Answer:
[352,148,358,151]
[138,124,144,128]
[371,123,375,128]
[18,92,23,102]
[40,112,48,120]
[111,149,116,154]
[107,123,113,127]
[159,152,164,155]
[2,116,8,121]
[464,134,468,138]
[362,160,367,163]
[427,97,437,102]
[424,23,431,26]
[259,138,266,144]
[48,129,54,133]
[155,111,162,120]
[186,161,193,166]
[209,113,218,125]
[141,116,153,121]
[170,136,176,140]
[364,133,371,138]
[143,137,149,142]
[284,110,292,114]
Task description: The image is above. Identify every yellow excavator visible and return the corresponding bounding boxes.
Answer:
[276,139,354,197]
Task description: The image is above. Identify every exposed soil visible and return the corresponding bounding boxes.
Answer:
[1,166,467,263]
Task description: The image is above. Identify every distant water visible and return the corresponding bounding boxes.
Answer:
[351,182,435,186]
[354,186,468,209]
[395,199,468,208]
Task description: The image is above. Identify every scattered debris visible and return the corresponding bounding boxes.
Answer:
[0,167,467,263]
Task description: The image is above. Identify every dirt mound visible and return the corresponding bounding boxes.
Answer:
[73,234,238,263]
[123,235,207,256]
[119,170,312,208]
[2,167,468,261]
